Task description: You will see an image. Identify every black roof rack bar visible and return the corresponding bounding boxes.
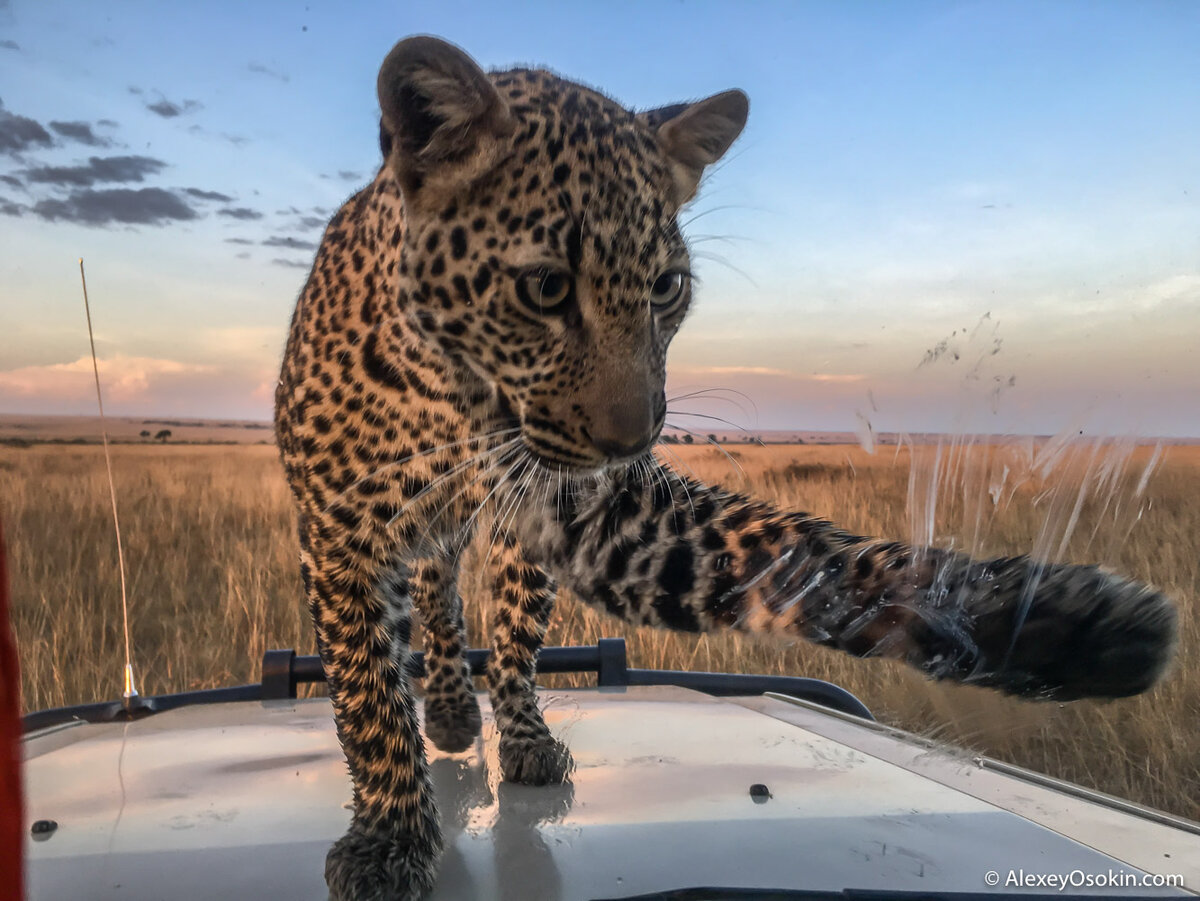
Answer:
[265,638,872,720]
[260,639,629,696]
[24,637,872,733]
[621,668,873,720]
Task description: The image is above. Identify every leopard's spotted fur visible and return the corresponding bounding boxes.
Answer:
[275,37,1178,901]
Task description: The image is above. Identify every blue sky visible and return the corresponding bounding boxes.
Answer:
[1,0,1197,436]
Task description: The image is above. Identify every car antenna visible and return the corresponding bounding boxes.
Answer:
[78,258,143,716]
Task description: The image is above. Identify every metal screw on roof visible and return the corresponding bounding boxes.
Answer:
[30,819,58,840]
[749,783,772,803]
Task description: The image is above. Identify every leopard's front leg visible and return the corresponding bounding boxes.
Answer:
[486,536,574,785]
[301,521,442,901]
[411,552,482,753]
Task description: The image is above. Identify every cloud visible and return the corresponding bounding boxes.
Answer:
[0,354,214,405]
[0,173,21,190]
[807,373,869,383]
[247,62,289,82]
[338,170,361,181]
[196,326,282,357]
[1138,273,1200,309]
[699,365,793,377]
[675,365,868,382]
[97,118,118,128]
[217,206,262,220]
[0,40,18,52]
[0,99,53,155]
[146,97,202,118]
[262,235,315,250]
[298,215,326,228]
[48,120,113,147]
[185,123,249,147]
[0,197,20,216]
[272,258,310,269]
[23,154,166,187]
[30,187,198,226]
[224,237,254,245]
[184,187,233,202]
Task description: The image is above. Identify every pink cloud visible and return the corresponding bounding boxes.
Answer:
[0,355,213,403]
[0,355,278,419]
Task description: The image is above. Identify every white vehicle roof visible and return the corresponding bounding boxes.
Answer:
[23,685,1198,899]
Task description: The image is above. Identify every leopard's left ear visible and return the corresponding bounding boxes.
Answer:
[640,90,749,206]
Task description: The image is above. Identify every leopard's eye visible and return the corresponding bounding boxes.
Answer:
[649,270,688,314]
[516,269,574,312]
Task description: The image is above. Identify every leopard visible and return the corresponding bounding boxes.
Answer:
[274,36,1178,901]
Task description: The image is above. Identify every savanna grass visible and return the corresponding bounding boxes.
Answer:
[3,441,1196,819]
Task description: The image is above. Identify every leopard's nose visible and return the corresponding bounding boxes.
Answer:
[585,399,656,460]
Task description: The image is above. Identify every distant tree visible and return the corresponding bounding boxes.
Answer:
[707,433,718,445]
[682,434,693,444]
[154,429,172,443]
[139,430,151,439]
[661,434,677,444]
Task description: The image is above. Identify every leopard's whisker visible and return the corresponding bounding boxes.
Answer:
[423,443,526,556]
[449,445,528,562]
[667,386,755,404]
[663,422,746,480]
[684,233,750,246]
[461,443,533,545]
[688,250,757,288]
[547,460,559,518]
[677,203,756,230]
[666,408,760,443]
[634,457,651,493]
[554,463,564,523]
[482,452,537,568]
[652,446,696,529]
[324,427,521,509]
[654,441,699,481]
[644,454,680,534]
[502,456,540,538]
[667,386,759,423]
[384,436,524,528]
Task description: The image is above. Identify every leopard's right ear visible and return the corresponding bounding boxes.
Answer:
[377,36,515,202]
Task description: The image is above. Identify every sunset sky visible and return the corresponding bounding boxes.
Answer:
[1,1,1197,437]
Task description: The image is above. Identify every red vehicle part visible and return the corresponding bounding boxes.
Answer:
[0,522,23,901]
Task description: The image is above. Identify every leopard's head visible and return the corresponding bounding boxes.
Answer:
[378,36,747,472]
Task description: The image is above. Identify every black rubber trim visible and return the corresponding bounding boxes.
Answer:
[23,638,873,732]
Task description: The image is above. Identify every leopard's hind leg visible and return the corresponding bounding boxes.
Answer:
[486,536,574,785]
[412,553,482,753]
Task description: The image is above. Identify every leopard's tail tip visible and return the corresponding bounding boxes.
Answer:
[922,563,1179,702]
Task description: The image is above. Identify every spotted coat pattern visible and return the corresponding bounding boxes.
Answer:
[275,37,1178,901]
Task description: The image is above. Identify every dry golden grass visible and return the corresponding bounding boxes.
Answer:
[3,441,1197,820]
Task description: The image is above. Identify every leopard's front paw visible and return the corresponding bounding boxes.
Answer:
[325,821,443,901]
[423,691,482,753]
[498,732,574,786]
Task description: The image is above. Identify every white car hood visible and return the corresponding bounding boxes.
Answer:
[23,686,1197,899]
